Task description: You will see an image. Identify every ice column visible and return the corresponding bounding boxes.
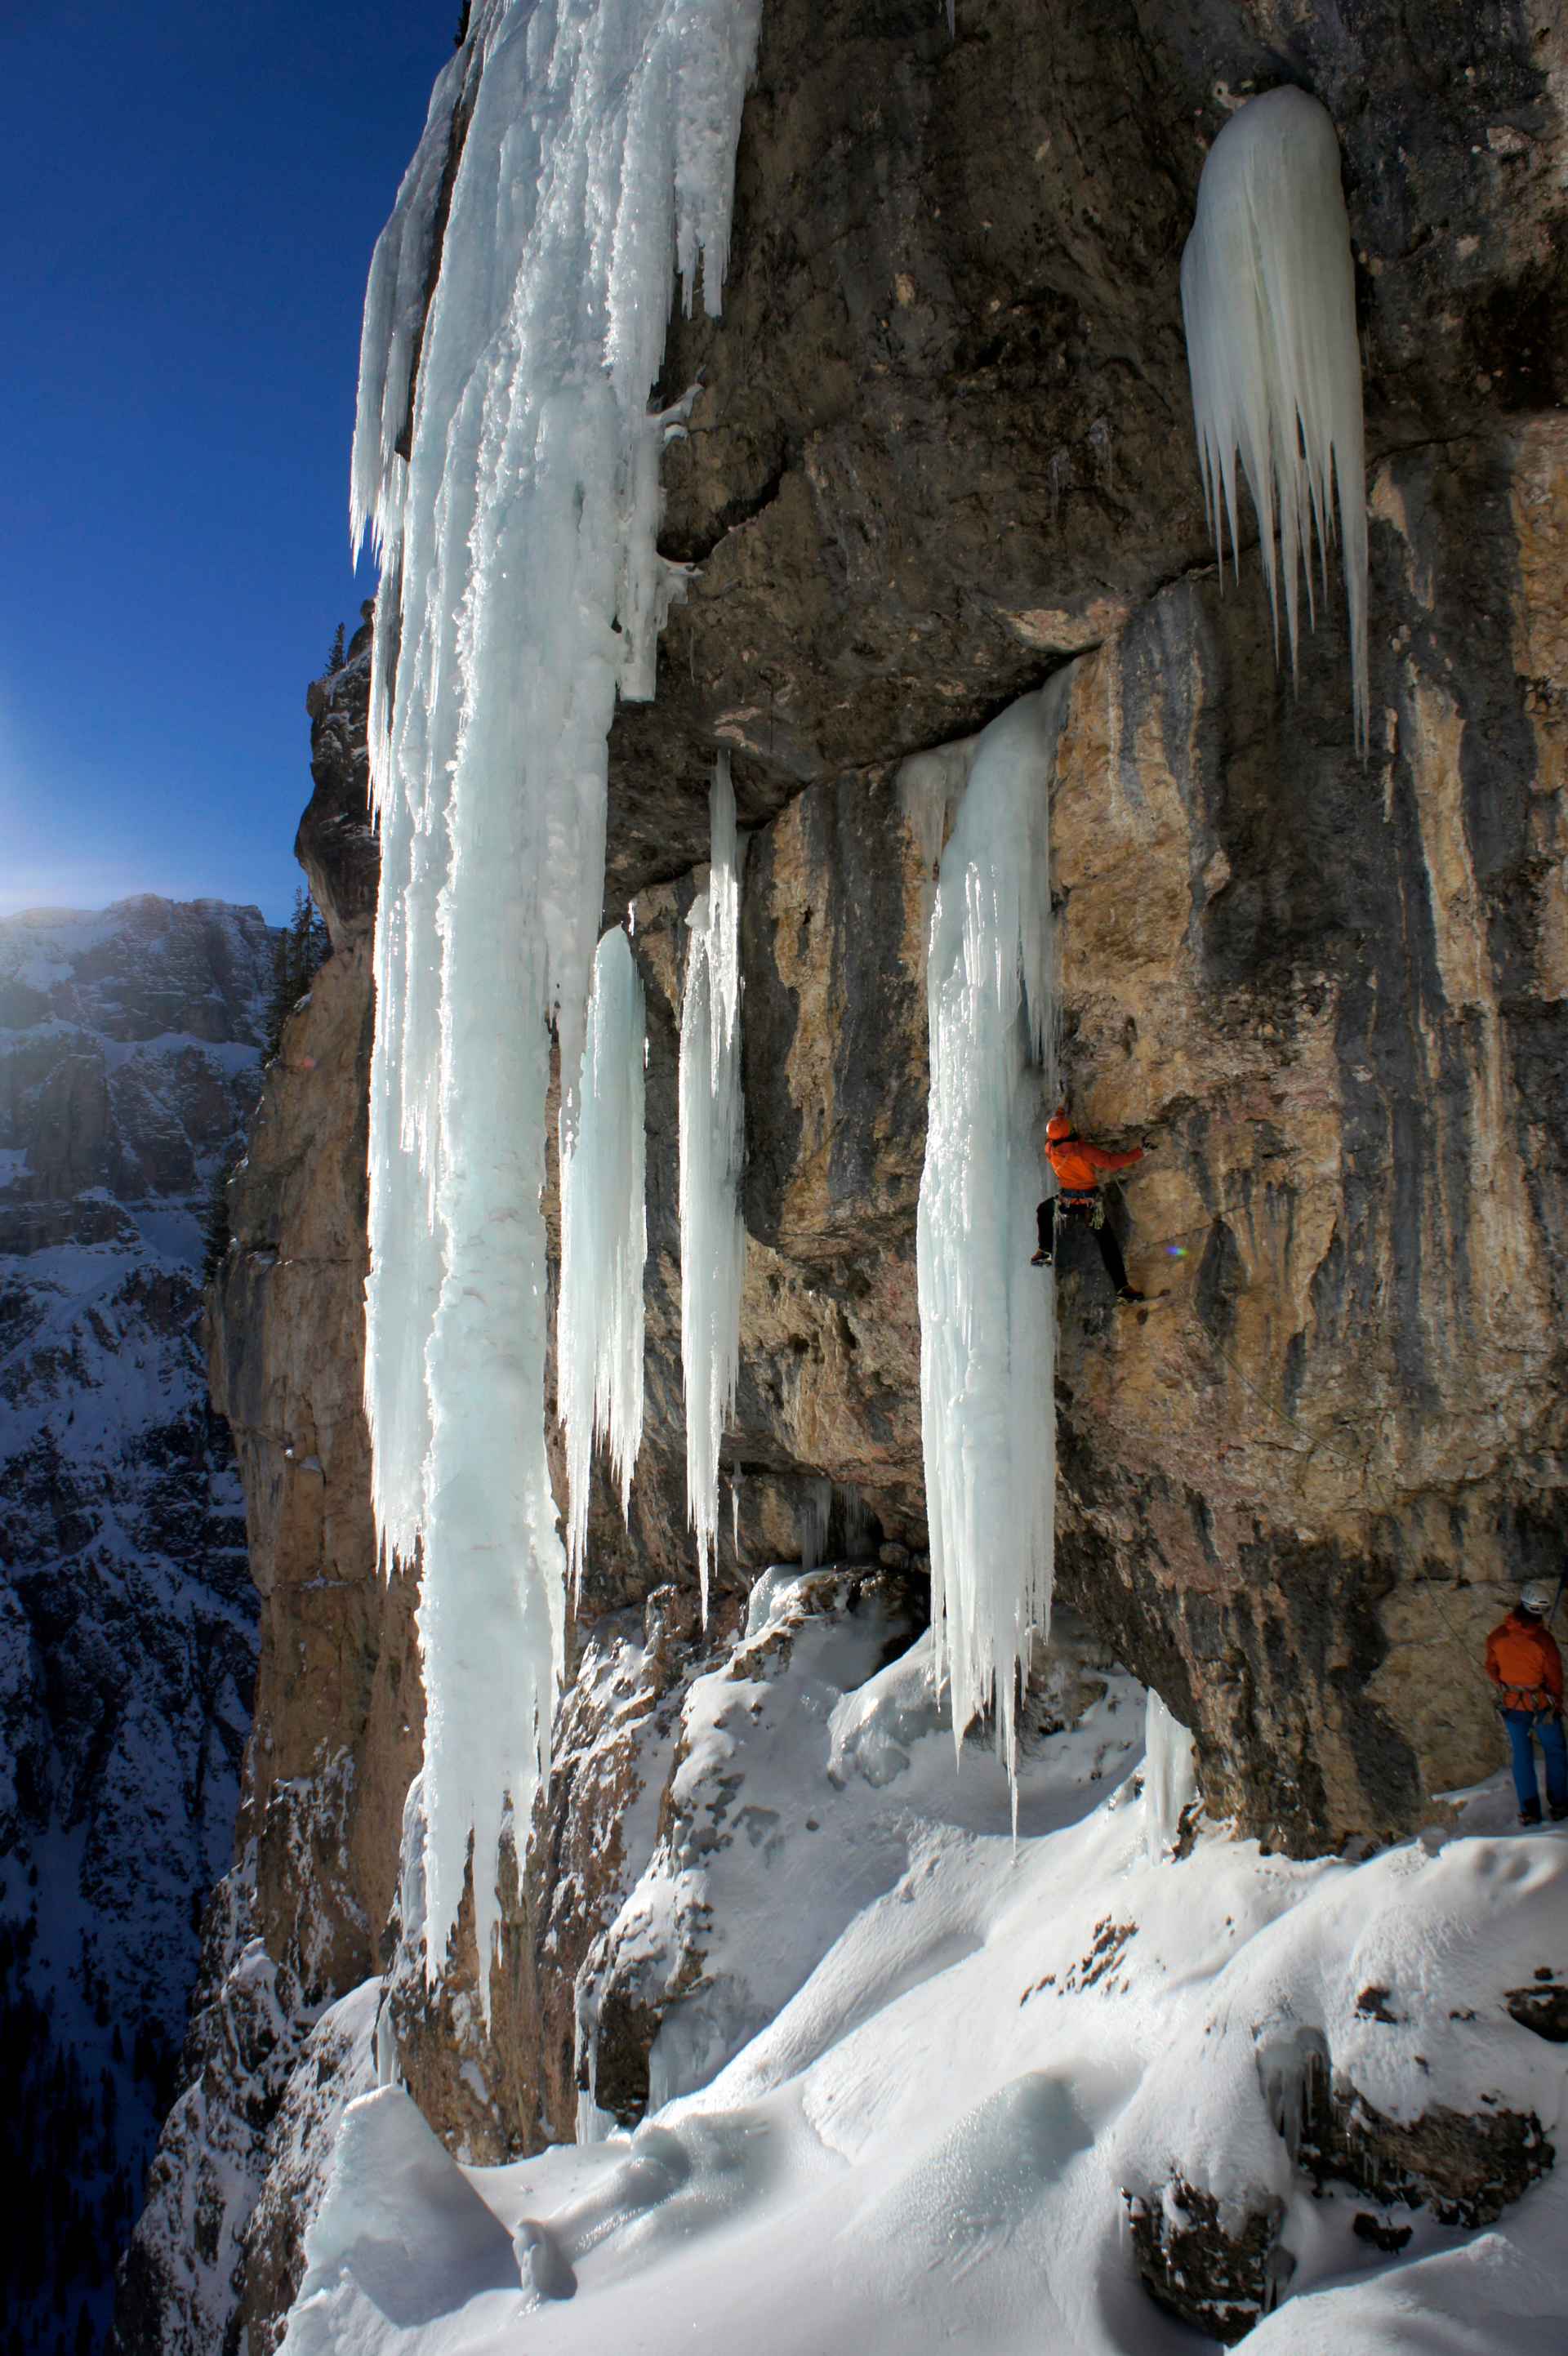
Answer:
[351,0,760,1987]
[559,927,648,1596]
[911,679,1069,1784]
[1143,1690,1199,1864]
[1181,85,1368,751]
[678,753,746,1619]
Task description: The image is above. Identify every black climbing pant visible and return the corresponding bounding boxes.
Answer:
[1036,1195,1129,1294]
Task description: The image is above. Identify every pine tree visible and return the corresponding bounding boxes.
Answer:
[325,620,346,675]
[263,889,331,1059]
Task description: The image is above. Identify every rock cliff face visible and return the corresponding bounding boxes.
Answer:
[131,4,1568,2349]
[0,893,272,2354]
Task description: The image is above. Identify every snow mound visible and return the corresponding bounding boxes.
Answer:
[280,1712,1568,2354]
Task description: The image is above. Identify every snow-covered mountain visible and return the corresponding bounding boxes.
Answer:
[0,895,272,2355]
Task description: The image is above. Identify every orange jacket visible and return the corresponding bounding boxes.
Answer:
[1045,1133,1143,1194]
[1486,1610,1563,1706]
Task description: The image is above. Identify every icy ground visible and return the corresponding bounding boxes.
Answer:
[279,1577,1566,2355]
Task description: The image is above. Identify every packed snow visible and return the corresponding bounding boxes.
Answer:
[1180,86,1369,750]
[677,754,746,1620]
[558,927,648,1596]
[353,0,760,1980]
[908,685,1066,1786]
[278,1575,1568,2356]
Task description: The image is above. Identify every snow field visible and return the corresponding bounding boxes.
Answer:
[279,1575,1568,2355]
[1181,86,1370,750]
[353,0,760,1984]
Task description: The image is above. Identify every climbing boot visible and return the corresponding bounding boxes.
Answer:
[1116,1286,1147,1305]
[1550,1801,1568,1824]
[1520,1800,1544,1827]
[1031,1250,1053,1267]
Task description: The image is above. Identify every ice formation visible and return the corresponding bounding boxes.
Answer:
[351,0,760,1983]
[911,681,1067,1783]
[1143,1689,1199,1864]
[1180,85,1369,750]
[798,1480,832,1572]
[558,927,648,1597]
[677,754,746,1618]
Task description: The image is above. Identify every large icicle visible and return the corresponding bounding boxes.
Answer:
[559,926,648,1596]
[1180,85,1368,751]
[351,0,760,1992]
[911,680,1068,1784]
[1143,1690,1200,1864]
[678,753,746,1619]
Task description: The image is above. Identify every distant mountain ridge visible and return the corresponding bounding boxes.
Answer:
[0,893,273,2356]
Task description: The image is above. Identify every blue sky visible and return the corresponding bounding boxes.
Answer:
[0,1,455,924]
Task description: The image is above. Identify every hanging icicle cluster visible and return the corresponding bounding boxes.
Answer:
[911,682,1068,1796]
[559,928,648,1597]
[678,753,746,1620]
[1180,85,1369,751]
[350,0,760,1989]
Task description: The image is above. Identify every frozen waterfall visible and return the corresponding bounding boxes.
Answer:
[559,927,648,1599]
[1180,85,1368,751]
[911,680,1068,1788]
[351,0,760,1987]
[1143,1690,1199,1864]
[678,754,746,1621]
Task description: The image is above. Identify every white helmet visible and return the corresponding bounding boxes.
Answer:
[1520,1579,1556,1616]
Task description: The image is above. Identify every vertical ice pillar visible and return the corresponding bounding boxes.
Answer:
[559,927,648,1597]
[351,0,760,1991]
[1143,1690,1199,1864]
[1180,85,1368,751]
[911,678,1071,1785]
[678,753,746,1619]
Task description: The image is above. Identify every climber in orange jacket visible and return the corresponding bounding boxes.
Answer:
[1486,1580,1567,1825]
[1031,1108,1147,1303]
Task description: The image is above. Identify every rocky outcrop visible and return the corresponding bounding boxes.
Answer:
[0,893,271,2356]
[1129,2034,1557,2342]
[596,0,1568,1855]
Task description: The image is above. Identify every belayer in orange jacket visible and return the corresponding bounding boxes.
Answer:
[1032,1109,1147,1303]
[1486,1579,1566,1825]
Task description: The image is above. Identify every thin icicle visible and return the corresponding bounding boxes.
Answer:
[910,679,1068,1793]
[678,753,746,1619]
[799,1479,832,1572]
[352,0,760,1997]
[559,928,648,1598]
[1180,85,1368,752]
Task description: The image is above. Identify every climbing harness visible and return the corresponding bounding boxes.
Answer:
[1497,1685,1561,1718]
[1056,1189,1106,1231]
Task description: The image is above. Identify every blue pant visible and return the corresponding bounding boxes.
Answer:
[1503,1709,1568,1815]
